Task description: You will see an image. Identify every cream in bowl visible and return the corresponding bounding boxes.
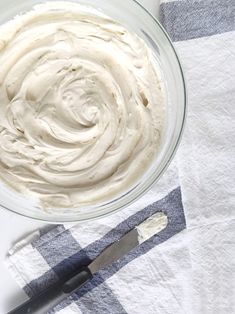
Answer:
[0,2,165,209]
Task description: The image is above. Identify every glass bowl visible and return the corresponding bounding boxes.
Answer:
[0,0,186,222]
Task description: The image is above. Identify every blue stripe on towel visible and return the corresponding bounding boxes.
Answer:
[160,0,235,41]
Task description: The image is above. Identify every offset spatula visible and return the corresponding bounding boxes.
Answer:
[8,212,168,314]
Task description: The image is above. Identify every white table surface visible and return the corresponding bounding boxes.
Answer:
[0,1,160,313]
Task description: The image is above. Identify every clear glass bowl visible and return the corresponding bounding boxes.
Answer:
[0,0,186,222]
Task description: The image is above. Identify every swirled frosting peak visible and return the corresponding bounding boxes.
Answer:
[0,2,165,208]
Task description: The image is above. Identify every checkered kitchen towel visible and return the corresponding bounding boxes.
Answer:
[7,0,235,313]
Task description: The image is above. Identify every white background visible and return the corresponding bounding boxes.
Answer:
[0,1,160,313]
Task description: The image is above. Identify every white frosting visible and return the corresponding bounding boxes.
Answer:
[136,212,168,244]
[0,2,165,209]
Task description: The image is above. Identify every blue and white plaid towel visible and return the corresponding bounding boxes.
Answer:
[7,1,235,313]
